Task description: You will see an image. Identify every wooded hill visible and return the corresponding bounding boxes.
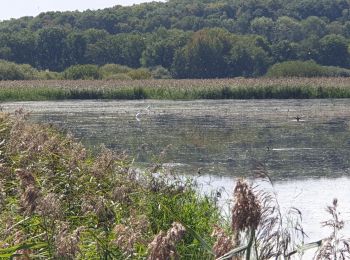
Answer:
[1,0,350,78]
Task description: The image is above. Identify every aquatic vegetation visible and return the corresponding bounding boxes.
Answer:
[0,77,350,101]
[0,112,220,259]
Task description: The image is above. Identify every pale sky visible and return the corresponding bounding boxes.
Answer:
[0,0,165,21]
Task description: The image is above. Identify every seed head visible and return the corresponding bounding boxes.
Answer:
[148,222,186,260]
[232,179,261,234]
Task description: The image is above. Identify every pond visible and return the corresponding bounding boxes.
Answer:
[2,99,350,246]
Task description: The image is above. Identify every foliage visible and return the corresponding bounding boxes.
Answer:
[266,60,350,77]
[0,60,39,80]
[63,64,101,80]
[1,0,350,78]
[127,68,152,80]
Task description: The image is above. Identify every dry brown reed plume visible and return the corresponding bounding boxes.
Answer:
[214,163,306,259]
[91,146,115,178]
[112,185,132,205]
[147,222,186,260]
[231,179,261,244]
[211,225,235,258]
[114,214,150,257]
[94,198,116,229]
[37,193,62,220]
[315,199,350,260]
[54,223,83,259]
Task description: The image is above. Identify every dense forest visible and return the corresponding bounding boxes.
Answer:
[1,0,350,78]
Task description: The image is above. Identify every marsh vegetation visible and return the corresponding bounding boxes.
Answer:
[0,112,348,259]
[1,78,350,101]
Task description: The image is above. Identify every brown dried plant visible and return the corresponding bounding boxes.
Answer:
[211,225,235,258]
[315,199,350,260]
[54,222,83,259]
[37,193,62,220]
[91,146,116,178]
[94,198,116,229]
[147,222,186,260]
[20,185,40,215]
[231,179,261,245]
[113,214,150,257]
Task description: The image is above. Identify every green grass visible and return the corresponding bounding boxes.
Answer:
[0,78,350,101]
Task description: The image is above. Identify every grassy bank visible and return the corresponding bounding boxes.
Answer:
[0,112,348,259]
[1,78,350,101]
[0,112,221,259]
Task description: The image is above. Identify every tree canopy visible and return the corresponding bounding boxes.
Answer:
[1,0,350,78]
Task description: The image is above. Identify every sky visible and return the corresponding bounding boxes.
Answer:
[0,0,164,21]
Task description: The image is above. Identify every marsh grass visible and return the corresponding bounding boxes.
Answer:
[0,112,220,259]
[0,78,350,101]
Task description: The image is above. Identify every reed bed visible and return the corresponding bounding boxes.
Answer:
[0,112,348,259]
[0,78,350,101]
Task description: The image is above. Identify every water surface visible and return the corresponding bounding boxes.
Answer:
[2,99,350,247]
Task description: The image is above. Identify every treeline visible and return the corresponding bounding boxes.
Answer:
[1,0,350,78]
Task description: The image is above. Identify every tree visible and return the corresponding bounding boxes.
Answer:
[141,28,190,69]
[271,40,299,62]
[301,16,327,38]
[317,34,350,67]
[65,32,87,66]
[36,27,68,71]
[227,36,272,77]
[274,16,303,42]
[172,28,233,78]
[250,17,275,41]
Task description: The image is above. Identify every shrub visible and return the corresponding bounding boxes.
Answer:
[63,64,101,80]
[127,68,152,80]
[266,60,350,77]
[151,66,172,79]
[0,60,39,80]
[99,64,132,79]
[36,70,63,80]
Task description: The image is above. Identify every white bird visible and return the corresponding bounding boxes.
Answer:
[135,105,152,121]
[135,112,142,122]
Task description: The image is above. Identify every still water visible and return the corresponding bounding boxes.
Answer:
[2,99,350,245]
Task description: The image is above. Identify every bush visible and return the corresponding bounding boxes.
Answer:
[99,64,132,78]
[151,66,172,79]
[37,70,63,80]
[0,60,39,80]
[266,60,350,77]
[127,68,152,79]
[63,64,101,80]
